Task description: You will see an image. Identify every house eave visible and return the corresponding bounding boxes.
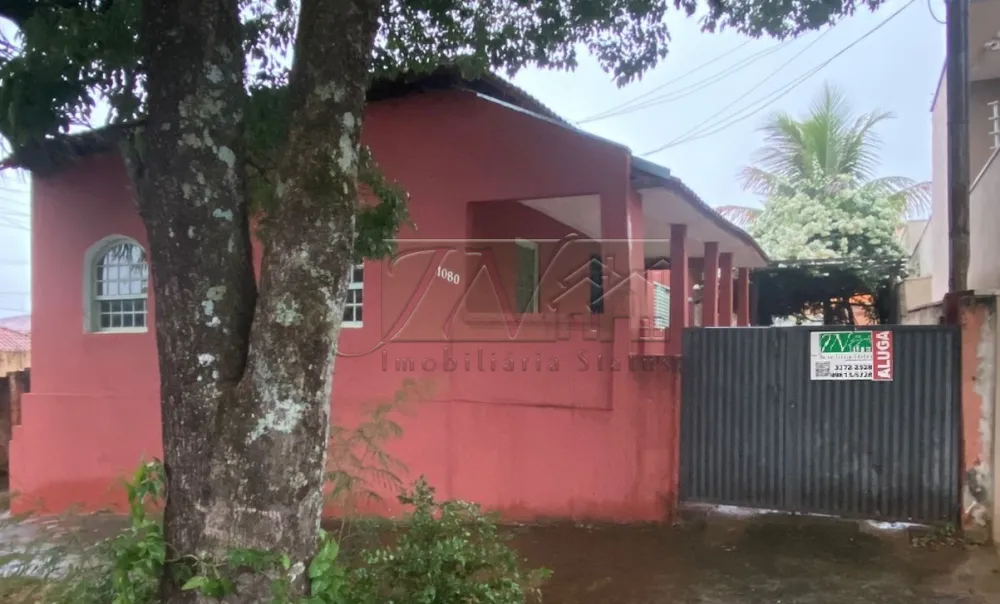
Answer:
[630,157,769,267]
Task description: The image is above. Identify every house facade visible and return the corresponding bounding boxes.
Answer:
[7,71,767,521]
[904,3,1000,542]
[912,0,1000,307]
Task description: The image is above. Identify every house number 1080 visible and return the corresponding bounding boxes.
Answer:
[436,266,461,285]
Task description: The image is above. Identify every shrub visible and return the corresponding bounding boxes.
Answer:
[47,460,166,604]
[346,477,549,604]
[2,442,548,603]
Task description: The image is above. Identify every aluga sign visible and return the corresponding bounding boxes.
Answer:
[809,330,894,381]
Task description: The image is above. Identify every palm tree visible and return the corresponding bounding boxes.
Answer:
[719,83,930,229]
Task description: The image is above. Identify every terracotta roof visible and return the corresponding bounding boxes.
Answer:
[2,66,565,175]
[368,66,566,124]
[0,315,30,335]
[0,327,29,353]
[0,68,767,265]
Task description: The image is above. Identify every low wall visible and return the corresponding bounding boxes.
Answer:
[905,294,999,543]
[0,350,30,378]
[10,341,681,523]
[0,369,29,477]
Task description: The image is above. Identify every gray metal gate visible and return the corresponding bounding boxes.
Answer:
[679,326,961,524]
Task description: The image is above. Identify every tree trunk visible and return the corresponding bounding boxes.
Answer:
[127,0,380,601]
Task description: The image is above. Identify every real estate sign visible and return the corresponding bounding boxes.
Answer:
[809,330,894,381]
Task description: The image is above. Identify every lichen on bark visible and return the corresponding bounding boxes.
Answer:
[120,0,387,599]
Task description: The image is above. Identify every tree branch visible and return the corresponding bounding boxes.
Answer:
[0,0,109,27]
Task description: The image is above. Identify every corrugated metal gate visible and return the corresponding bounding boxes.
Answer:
[679,326,961,524]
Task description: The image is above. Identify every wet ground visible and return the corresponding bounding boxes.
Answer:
[2,507,999,603]
[509,513,1000,604]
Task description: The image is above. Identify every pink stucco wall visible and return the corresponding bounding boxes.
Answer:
[11,90,681,521]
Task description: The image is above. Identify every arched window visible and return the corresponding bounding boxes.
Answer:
[86,237,149,332]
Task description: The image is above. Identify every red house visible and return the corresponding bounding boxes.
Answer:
[5,70,767,521]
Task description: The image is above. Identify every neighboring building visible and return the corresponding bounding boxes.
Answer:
[911,4,1000,542]
[4,69,767,519]
[924,0,1000,300]
[0,314,29,376]
[0,315,30,335]
[900,219,933,313]
[0,321,29,480]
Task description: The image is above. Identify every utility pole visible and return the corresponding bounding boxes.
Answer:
[947,0,970,294]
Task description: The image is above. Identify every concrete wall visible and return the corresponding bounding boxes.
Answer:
[11,90,684,522]
[0,351,29,377]
[905,295,999,544]
[929,75,1000,299]
[968,80,1000,184]
[930,72,949,302]
[969,151,1000,291]
[903,219,927,257]
[0,370,28,478]
[907,218,934,278]
[900,276,933,313]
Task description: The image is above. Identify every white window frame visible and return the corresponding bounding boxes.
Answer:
[989,100,1000,151]
[653,283,670,329]
[83,235,149,334]
[514,238,539,314]
[342,263,365,328]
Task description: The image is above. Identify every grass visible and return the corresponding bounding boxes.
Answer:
[0,573,48,603]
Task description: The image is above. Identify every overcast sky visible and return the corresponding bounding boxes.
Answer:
[0,0,946,318]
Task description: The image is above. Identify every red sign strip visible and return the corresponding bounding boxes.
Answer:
[872,330,894,381]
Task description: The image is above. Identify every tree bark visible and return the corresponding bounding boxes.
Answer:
[127,0,380,601]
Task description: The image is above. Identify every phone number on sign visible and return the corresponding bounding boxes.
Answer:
[814,361,872,379]
[830,368,872,379]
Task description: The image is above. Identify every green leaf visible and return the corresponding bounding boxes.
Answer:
[181,576,209,591]
[308,559,329,579]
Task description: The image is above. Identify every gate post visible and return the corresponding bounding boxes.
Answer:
[669,224,688,355]
[718,253,733,327]
[736,268,750,326]
[703,242,719,327]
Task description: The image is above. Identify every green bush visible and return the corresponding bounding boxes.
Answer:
[3,384,544,603]
[4,466,548,603]
[346,477,549,604]
[46,461,166,604]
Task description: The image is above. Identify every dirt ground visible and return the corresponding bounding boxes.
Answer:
[2,508,999,603]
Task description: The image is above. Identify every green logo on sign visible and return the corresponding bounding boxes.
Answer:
[818,332,872,353]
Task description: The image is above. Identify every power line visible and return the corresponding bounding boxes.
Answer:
[0,204,30,218]
[642,27,832,155]
[576,40,753,122]
[642,0,919,155]
[575,39,787,124]
[579,40,788,124]
[927,0,946,24]
[0,215,29,230]
[579,41,794,124]
[643,0,918,154]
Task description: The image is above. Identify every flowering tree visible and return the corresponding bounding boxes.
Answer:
[719,83,929,229]
[749,171,907,325]
[750,172,906,261]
